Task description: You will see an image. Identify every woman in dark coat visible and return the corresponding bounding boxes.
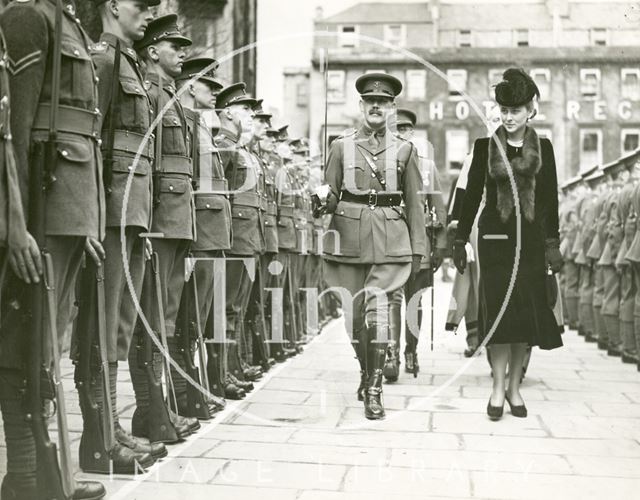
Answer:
[453,68,563,420]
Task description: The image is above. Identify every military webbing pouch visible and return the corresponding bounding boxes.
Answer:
[156,154,192,176]
[103,130,154,160]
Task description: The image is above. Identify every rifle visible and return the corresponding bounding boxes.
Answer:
[136,246,177,443]
[26,1,75,497]
[153,76,163,207]
[74,259,114,473]
[103,40,121,195]
[429,206,437,352]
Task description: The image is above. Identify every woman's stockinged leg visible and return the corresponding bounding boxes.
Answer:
[506,342,528,405]
[488,344,509,406]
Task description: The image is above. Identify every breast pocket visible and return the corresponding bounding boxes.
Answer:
[342,161,368,193]
[60,39,95,104]
[119,78,149,129]
[327,204,361,257]
[162,113,186,155]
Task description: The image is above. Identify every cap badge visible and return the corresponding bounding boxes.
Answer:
[373,81,381,90]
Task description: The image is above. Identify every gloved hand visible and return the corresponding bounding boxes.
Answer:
[411,254,422,277]
[452,239,467,275]
[545,238,563,273]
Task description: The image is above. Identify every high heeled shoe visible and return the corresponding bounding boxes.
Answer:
[505,393,528,418]
[486,397,504,420]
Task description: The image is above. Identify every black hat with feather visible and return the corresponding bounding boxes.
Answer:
[494,68,540,107]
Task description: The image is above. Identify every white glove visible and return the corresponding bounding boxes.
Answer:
[465,242,475,263]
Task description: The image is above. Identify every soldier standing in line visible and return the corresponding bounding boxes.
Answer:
[570,179,592,338]
[174,56,230,416]
[129,13,200,440]
[598,169,623,356]
[384,108,447,381]
[0,0,105,497]
[271,127,303,360]
[559,176,582,332]
[318,73,427,419]
[214,82,264,397]
[624,162,640,370]
[73,0,165,473]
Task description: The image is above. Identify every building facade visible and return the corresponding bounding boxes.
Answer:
[300,0,640,188]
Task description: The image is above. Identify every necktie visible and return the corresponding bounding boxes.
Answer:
[368,131,379,149]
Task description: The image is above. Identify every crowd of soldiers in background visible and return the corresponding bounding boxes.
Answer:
[559,147,640,372]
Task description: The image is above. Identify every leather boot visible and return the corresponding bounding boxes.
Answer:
[71,481,107,500]
[168,407,201,434]
[228,372,254,392]
[364,339,387,420]
[384,299,402,382]
[241,359,263,381]
[115,422,167,459]
[227,341,247,381]
[223,378,246,399]
[382,341,399,382]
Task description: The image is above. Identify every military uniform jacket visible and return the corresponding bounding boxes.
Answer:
[293,167,312,255]
[186,109,231,252]
[624,182,640,263]
[0,30,27,250]
[323,126,427,263]
[256,146,278,253]
[215,127,265,255]
[274,157,297,251]
[597,188,621,266]
[146,72,193,240]
[0,0,105,239]
[92,32,153,229]
[615,182,635,268]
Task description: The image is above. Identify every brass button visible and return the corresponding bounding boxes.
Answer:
[73,49,80,57]
[206,204,211,208]
[373,156,378,161]
[94,76,99,83]
[61,150,69,157]
[238,212,242,216]
[169,185,174,191]
[97,139,103,146]
[127,166,133,171]
[371,173,376,178]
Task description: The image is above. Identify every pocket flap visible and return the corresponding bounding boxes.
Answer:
[195,196,225,210]
[61,39,90,61]
[162,113,182,128]
[120,79,146,96]
[335,203,362,219]
[232,207,252,219]
[382,207,404,220]
[160,178,187,194]
[57,139,92,163]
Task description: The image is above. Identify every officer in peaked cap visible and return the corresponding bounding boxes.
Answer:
[0,0,106,498]
[214,81,264,399]
[275,124,290,143]
[318,70,427,420]
[172,56,230,418]
[129,11,201,442]
[395,108,417,130]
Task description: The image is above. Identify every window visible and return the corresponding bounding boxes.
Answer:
[622,129,640,154]
[488,68,506,95]
[365,69,386,74]
[447,69,467,100]
[406,69,426,100]
[457,30,472,47]
[338,25,358,48]
[580,69,601,100]
[384,24,406,47]
[296,82,308,106]
[591,28,608,46]
[327,70,345,102]
[515,29,529,47]
[621,69,640,101]
[530,68,551,101]
[580,129,602,169]
[446,129,469,171]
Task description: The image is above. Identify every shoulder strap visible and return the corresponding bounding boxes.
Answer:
[355,143,387,191]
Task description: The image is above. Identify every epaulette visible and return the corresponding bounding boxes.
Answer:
[89,41,109,55]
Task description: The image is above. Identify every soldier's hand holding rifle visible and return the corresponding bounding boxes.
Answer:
[312,183,333,217]
[9,232,43,283]
[85,237,105,266]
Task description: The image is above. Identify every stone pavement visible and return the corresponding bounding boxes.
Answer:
[2,276,640,499]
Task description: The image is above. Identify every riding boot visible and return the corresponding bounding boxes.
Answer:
[364,332,387,420]
[166,336,209,420]
[405,291,421,375]
[383,302,402,382]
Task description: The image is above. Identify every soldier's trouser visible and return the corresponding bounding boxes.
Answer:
[224,255,257,379]
[592,266,605,342]
[446,259,479,348]
[304,254,323,333]
[578,264,594,335]
[563,260,580,327]
[632,263,640,358]
[619,265,636,357]
[242,255,269,365]
[270,252,297,355]
[0,369,37,498]
[148,238,190,338]
[294,254,308,339]
[601,265,622,349]
[323,260,411,350]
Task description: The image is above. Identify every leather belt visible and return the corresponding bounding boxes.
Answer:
[266,201,277,216]
[340,190,403,207]
[278,205,295,218]
[260,196,268,212]
[33,103,101,140]
[157,155,192,176]
[106,130,154,160]
[232,191,261,208]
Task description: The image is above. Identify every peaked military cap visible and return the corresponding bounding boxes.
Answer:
[560,175,583,193]
[355,72,402,99]
[253,99,272,120]
[175,57,222,90]
[93,0,161,5]
[216,82,257,109]
[134,14,192,51]
[396,108,417,127]
[275,124,289,142]
[582,166,604,186]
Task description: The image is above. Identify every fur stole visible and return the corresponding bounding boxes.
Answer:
[488,125,542,223]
